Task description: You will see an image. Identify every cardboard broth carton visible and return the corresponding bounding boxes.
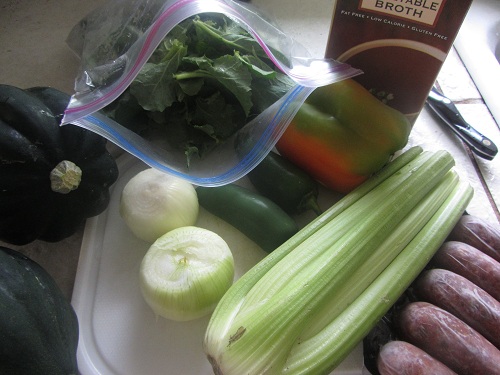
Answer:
[325,0,473,123]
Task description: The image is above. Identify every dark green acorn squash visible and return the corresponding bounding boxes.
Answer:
[0,84,119,245]
[0,246,79,375]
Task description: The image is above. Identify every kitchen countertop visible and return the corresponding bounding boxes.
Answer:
[1,0,499,311]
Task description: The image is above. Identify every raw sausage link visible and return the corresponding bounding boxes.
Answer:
[448,215,500,262]
[398,302,500,375]
[377,340,457,375]
[431,241,500,301]
[415,268,500,349]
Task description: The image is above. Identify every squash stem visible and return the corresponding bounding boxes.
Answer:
[50,160,82,194]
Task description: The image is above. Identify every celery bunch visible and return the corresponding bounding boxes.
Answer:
[203,147,473,375]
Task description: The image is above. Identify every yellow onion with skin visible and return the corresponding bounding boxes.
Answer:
[120,168,199,243]
[140,226,235,321]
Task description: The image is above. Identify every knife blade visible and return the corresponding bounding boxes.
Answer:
[426,86,498,160]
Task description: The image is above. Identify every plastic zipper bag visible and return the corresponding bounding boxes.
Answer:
[63,0,361,186]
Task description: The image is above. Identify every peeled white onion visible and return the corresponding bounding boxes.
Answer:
[139,226,235,321]
[120,168,199,242]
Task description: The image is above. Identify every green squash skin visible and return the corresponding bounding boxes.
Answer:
[0,84,119,245]
[0,246,79,375]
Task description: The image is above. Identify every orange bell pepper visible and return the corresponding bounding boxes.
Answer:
[276,79,411,193]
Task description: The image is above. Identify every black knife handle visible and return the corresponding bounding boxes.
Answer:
[427,88,498,160]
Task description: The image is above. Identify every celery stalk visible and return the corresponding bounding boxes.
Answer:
[210,151,453,374]
[284,178,473,374]
[204,146,422,350]
[204,148,464,375]
[236,149,441,311]
[299,169,459,340]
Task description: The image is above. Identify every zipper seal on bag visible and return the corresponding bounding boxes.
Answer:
[68,84,314,186]
[62,0,361,125]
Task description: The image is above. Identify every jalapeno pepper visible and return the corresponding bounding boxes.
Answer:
[246,151,322,216]
[196,184,298,253]
[276,78,412,193]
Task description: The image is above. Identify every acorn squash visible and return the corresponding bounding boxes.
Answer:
[0,84,119,245]
[0,246,79,375]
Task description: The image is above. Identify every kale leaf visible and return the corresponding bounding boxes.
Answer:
[107,13,294,165]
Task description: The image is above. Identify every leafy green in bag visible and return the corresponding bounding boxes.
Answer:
[105,13,294,165]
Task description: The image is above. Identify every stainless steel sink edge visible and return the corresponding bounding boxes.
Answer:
[454,0,500,126]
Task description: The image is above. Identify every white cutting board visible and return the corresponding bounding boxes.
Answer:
[71,153,365,375]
